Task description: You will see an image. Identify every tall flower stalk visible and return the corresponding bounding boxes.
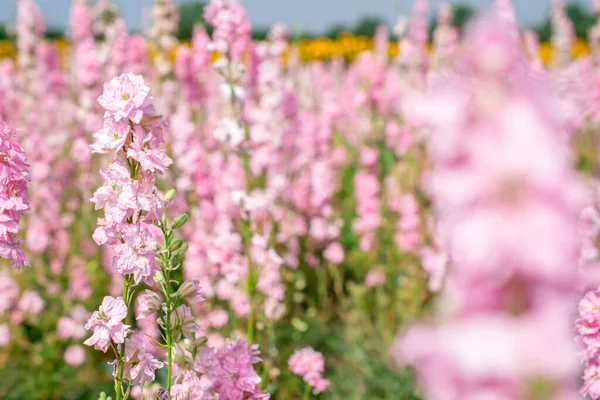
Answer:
[0,122,30,268]
[204,0,258,342]
[84,72,176,399]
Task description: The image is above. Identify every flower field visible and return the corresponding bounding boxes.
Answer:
[0,34,593,65]
[2,0,600,399]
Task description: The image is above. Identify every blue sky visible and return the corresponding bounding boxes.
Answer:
[0,0,591,33]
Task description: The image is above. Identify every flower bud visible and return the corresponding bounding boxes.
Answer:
[169,238,184,252]
[164,189,176,202]
[175,280,204,303]
[154,270,166,285]
[136,290,161,320]
[156,388,170,400]
[171,213,189,230]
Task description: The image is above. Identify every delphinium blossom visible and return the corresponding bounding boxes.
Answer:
[69,0,103,133]
[288,347,330,396]
[166,336,268,399]
[174,25,212,107]
[204,0,252,60]
[15,0,46,97]
[551,0,575,69]
[495,0,518,29]
[431,3,458,71]
[148,0,179,81]
[353,148,380,252]
[86,72,171,398]
[84,295,129,352]
[0,61,18,124]
[204,0,278,343]
[396,0,429,88]
[524,31,544,71]
[576,290,600,398]
[393,16,587,399]
[590,1,600,65]
[0,123,30,268]
[277,62,342,273]
[92,0,119,39]
[87,71,268,400]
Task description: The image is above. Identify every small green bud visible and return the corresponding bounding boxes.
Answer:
[291,317,308,332]
[171,213,189,230]
[196,335,208,347]
[164,189,176,201]
[169,238,184,252]
[154,271,166,285]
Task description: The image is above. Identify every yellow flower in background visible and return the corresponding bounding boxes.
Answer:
[0,37,592,64]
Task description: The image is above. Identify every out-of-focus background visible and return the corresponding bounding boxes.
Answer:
[0,0,597,399]
[0,1,596,56]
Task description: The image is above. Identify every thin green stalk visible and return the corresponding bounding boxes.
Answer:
[228,67,256,343]
[115,277,131,400]
[160,217,174,393]
[167,331,173,392]
[303,383,312,400]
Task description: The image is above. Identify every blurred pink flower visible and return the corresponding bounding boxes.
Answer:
[288,347,330,394]
[64,345,86,367]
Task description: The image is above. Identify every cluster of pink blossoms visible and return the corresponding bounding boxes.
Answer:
[288,347,330,394]
[90,72,171,283]
[0,122,30,268]
[167,338,268,399]
[576,291,600,398]
[353,148,381,252]
[85,72,170,389]
[203,0,251,59]
[394,15,587,399]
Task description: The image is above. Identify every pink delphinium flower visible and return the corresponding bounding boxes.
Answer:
[0,122,30,268]
[69,0,94,43]
[323,242,344,264]
[365,267,386,288]
[84,296,130,352]
[97,72,151,123]
[353,148,380,252]
[112,224,160,285]
[136,290,161,320]
[124,336,164,385]
[17,290,44,316]
[0,272,19,312]
[208,339,268,399]
[288,347,330,394]
[0,324,9,346]
[64,345,86,367]
[575,290,600,399]
[394,15,586,399]
[204,0,252,60]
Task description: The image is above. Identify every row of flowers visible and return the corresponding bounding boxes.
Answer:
[0,35,593,64]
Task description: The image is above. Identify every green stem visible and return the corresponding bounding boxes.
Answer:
[239,109,256,344]
[241,203,255,343]
[167,332,173,392]
[303,383,312,400]
[160,220,174,394]
[223,62,256,343]
[115,276,131,400]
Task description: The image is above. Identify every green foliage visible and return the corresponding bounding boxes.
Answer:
[452,4,476,31]
[533,3,596,41]
[177,1,208,40]
[354,16,386,37]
